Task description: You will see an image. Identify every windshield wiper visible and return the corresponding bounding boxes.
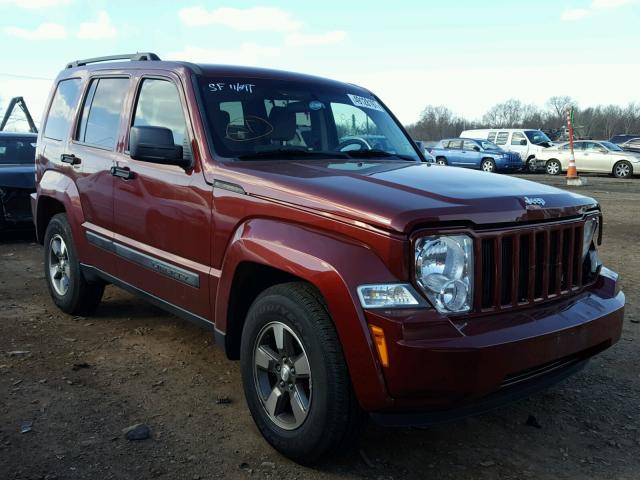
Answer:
[237,148,350,160]
[345,149,417,161]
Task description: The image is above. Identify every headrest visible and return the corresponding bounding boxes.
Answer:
[214,110,231,136]
[268,106,296,141]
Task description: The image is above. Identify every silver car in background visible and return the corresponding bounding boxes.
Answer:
[536,140,640,178]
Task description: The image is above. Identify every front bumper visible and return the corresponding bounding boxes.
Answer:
[364,269,624,419]
[528,157,548,171]
[0,186,34,225]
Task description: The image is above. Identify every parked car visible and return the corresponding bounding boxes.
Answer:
[33,53,624,463]
[536,140,640,178]
[609,134,640,145]
[0,132,37,227]
[460,128,553,172]
[619,137,640,154]
[430,137,523,172]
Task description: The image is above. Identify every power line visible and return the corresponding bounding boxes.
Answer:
[0,72,53,81]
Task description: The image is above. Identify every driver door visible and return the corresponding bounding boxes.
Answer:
[112,74,213,321]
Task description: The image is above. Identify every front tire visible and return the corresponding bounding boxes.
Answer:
[481,158,496,173]
[240,283,361,463]
[546,159,562,176]
[436,157,448,166]
[613,160,632,178]
[44,213,104,315]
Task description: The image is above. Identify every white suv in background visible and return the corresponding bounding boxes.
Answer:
[460,128,553,172]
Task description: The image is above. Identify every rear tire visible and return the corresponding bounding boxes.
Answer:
[240,282,362,464]
[44,213,104,315]
[481,158,496,173]
[436,157,447,166]
[546,159,561,176]
[613,160,632,178]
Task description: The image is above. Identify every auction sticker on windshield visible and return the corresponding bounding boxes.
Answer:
[347,94,385,112]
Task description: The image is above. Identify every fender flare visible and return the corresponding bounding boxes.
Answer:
[215,218,398,410]
[35,169,85,247]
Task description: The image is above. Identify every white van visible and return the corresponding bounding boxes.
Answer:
[460,128,553,172]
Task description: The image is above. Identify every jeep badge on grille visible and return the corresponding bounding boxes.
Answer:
[524,197,546,207]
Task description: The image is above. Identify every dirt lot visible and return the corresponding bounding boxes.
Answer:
[1,174,638,480]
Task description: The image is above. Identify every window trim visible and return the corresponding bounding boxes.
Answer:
[124,74,193,157]
[42,77,82,142]
[70,75,132,152]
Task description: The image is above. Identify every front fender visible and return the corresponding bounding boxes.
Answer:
[215,218,399,410]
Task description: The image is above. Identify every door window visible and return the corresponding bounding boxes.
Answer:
[44,78,82,141]
[495,132,509,146]
[463,140,478,151]
[76,77,130,150]
[132,79,187,146]
[511,132,526,145]
[448,139,462,149]
[487,132,497,142]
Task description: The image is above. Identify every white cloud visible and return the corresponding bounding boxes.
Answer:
[592,0,635,8]
[285,30,346,47]
[4,22,66,40]
[0,0,70,8]
[561,0,637,20]
[167,43,280,66]
[77,11,116,39]
[178,6,302,32]
[561,8,591,20]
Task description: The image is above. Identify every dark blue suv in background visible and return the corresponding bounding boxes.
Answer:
[0,132,37,227]
[430,138,523,173]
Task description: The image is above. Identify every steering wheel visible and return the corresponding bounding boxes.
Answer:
[337,138,371,152]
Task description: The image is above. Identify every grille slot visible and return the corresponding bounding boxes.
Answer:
[474,220,595,313]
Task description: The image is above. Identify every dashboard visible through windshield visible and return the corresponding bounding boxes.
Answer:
[197,77,420,162]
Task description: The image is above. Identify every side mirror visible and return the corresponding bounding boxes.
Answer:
[520,139,527,146]
[473,146,480,152]
[599,148,608,154]
[130,126,190,168]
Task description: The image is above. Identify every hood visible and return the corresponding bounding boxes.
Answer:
[219,160,598,234]
[0,164,35,189]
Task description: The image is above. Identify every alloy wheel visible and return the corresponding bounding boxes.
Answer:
[482,160,495,172]
[48,234,71,296]
[547,161,560,175]
[253,321,312,430]
[615,162,630,178]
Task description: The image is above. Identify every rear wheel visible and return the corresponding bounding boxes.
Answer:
[481,158,496,173]
[436,157,447,166]
[613,160,632,178]
[44,213,104,315]
[546,159,561,176]
[240,282,362,463]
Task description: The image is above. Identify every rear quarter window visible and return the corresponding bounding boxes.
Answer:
[44,78,82,141]
[495,132,509,146]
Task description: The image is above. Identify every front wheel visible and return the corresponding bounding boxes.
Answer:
[44,213,104,315]
[613,160,633,178]
[481,159,496,172]
[546,159,562,176]
[436,157,448,166]
[240,283,362,463]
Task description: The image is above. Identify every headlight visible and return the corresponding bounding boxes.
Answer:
[582,217,599,261]
[415,235,474,313]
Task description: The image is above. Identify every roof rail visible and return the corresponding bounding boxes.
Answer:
[65,52,161,69]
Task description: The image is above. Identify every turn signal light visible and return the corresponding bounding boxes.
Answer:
[369,324,389,368]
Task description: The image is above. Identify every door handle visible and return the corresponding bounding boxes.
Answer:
[60,153,81,165]
[110,166,135,180]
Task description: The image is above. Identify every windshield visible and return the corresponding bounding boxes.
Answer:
[524,130,552,145]
[479,140,500,150]
[197,77,420,161]
[0,138,36,165]
[601,141,623,151]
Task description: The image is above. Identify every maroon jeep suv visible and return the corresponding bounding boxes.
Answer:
[32,53,625,462]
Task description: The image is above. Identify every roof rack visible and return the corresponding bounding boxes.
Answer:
[66,52,161,69]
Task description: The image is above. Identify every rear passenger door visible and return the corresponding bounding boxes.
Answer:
[446,139,463,165]
[112,74,213,322]
[70,76,130,274]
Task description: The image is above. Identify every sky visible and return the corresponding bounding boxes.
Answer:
[0,0,639,130]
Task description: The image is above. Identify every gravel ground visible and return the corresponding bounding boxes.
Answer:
[1,173,638,480]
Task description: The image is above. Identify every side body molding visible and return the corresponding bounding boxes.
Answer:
[215,218,400,410]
